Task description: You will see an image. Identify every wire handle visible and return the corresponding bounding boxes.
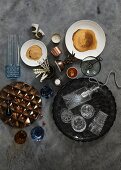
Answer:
[89,70,121,89]
[103,70,121,88]
[97,56,103,62]
[89,77,101,87]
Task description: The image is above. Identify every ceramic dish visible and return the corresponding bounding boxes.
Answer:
[65,20,106,60]
[20,39,47,67]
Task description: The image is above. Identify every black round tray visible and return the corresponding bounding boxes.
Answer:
[52,78,117,142]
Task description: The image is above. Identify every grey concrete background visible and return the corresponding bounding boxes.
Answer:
[0,0,121,170]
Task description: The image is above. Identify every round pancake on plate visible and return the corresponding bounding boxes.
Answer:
[65,20,106,60]
[21,39,47,66]
[26,45,42,60]
[72,29,97,52]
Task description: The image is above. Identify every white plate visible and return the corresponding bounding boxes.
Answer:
[65,20,106,60]
[20,39,47,67]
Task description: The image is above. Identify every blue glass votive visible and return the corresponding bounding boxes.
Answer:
[40,85,53,99]
[31,126,44,141]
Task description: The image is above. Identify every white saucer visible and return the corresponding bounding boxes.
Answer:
[65,20,106,60]
[20,39,47,67]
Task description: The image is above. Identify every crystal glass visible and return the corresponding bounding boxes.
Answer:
[80,104,95,119]
[71,116,86,132]
[88,110,108,135]
[60,109,73,123]
[40,85,53,99]
[81,56,101,77]
[62,87,91,110]
[31,126,44,141]
[5,34,20,79]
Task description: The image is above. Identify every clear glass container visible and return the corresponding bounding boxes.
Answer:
[71,116,86,132]
[60,109,73,123]
[31,126,44,141]
[80,104,95,119]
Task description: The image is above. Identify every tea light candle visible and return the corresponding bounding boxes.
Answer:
[66,67,78,79]
[54,78,61,86]
[51,33,61,44]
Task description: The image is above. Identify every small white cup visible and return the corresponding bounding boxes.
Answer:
[51,33,61,44]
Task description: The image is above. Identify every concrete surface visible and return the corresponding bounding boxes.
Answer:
[0,0,121,170]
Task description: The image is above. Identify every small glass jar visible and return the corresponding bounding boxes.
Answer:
[61,109,73,123]
[80,104,95,119]
[40,85,53,99]
[31,126,44,141]
[71,116,86,132]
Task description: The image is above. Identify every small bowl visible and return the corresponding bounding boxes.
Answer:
[66,67,78,79]
[14,130,27,144]
[51,33,61,44]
